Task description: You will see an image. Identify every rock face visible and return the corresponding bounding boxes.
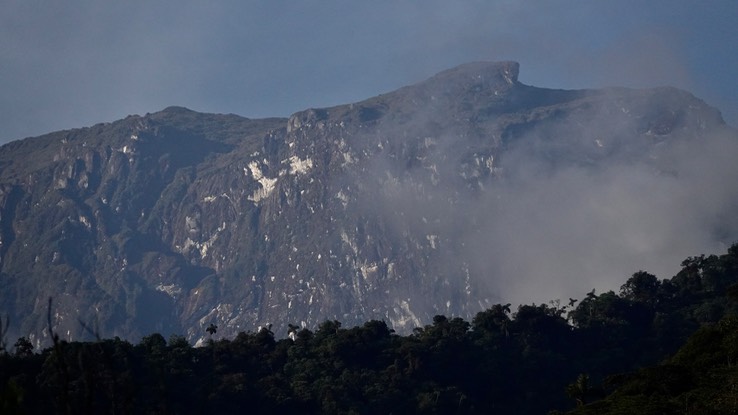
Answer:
[0,62,731,346]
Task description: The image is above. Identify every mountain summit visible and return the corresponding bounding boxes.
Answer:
[0,62,734,346]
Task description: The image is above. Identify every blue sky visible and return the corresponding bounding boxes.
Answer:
[2,1,736,143]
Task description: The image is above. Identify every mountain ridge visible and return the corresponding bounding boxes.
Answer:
[0,61,734,347]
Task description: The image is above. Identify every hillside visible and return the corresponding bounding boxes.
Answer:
[0,61,735,346]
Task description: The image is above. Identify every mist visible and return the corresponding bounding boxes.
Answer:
[356,88,738,310]
[472,128,738,305]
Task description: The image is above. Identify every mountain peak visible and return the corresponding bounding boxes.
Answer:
[413,61,521,97]
[160,106,196,114]
[432,61,520,85]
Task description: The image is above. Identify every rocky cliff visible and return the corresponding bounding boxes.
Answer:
[0,62,732,346]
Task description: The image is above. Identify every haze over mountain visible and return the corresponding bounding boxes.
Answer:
[1,61,736,346]
[2,2,737,144]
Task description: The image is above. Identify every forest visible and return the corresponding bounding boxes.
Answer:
[3,244,738,414]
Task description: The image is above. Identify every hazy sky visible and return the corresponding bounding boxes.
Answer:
[1,1,736,144]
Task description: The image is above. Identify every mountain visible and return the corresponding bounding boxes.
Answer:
[0,61,734,346]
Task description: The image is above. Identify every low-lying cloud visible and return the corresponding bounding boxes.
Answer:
[358,94,738,308]
[471,128,738,305]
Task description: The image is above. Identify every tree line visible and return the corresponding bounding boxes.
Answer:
[2,244,738,414]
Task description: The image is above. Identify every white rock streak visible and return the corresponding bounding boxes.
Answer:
[156,283,182,298]
[286,155,313,175]
[246,161,277,203]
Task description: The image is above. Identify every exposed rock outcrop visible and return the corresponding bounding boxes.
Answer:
[0,62,731,346]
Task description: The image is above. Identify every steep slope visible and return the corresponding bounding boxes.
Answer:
[0,61,733,345]
[0,109,285,343]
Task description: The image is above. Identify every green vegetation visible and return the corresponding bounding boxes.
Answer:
[2,244,738,414]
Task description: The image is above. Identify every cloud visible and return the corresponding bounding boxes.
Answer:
[353,78,738,310]
[472,130,738,305]
[474,122,738,307]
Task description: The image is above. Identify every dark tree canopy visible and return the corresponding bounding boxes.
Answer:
[2,244,738,414]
